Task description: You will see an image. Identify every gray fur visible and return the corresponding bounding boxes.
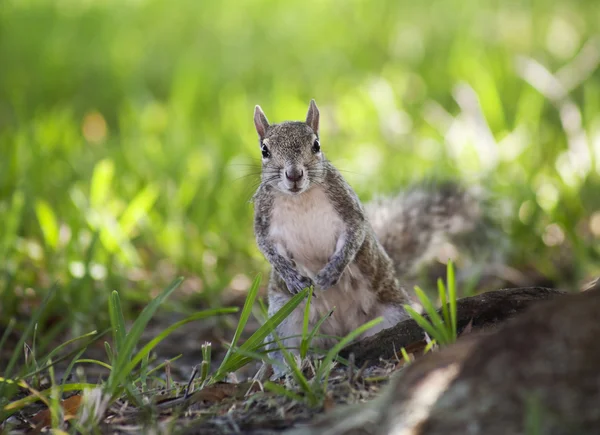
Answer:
[366,181,490,278]
[252,100,491,373]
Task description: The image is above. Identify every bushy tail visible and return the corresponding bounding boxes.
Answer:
[365,181,501,280]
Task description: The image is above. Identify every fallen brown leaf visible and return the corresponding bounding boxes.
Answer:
[31,394,83,428]
[194,381,262,403]
[403,340,427,355]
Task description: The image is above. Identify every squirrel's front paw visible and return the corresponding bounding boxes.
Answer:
[284,273,313,295]
[314,267,342,290]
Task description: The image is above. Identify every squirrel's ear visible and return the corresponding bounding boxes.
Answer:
[254,105,270,140]
[305,99,320,134]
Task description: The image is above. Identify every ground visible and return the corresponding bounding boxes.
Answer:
[1,285,567,434]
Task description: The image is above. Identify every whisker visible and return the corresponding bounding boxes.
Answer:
[232,169,280,179]
[232,174,262,183]
[228,164,263,169]
[336,169,368,178]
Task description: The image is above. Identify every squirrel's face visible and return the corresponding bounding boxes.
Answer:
[253,100,326,195]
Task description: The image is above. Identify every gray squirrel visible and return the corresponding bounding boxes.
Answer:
[252,99,492,369]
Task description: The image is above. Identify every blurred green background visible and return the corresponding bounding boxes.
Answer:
[1,0,599,336]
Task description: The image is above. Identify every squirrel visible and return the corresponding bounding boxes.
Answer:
[251,99,491,371]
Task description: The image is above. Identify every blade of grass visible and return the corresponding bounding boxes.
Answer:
[305,308,335,351]
[270,330,315,402]
[438,278,450,329]
[237,288,308,353]
[60,347,86,395]
[0,284,58,400]
[199,343,211,384]
[34,199,59,250]
[316,316,383,387]
[400,347,412,364]
[403,305,444,344]
[31,324,39,371]
[144,355,182,378]
[0,378,27,387]
[264,381,305,403]
[21,329,110,380]
[317,352,351,367]
[104,342,114,364]
[212,287,309,380]
[447,260,458,339]
[300,286,314,358]
[413,286,450,344]
[109,291,127,357]
[107,276,184,394]
[3,383,98,413]
[46,359,61,428]
[75,359,113,371]
[221,345,286,371]
[42,330,99,365]
[257,297,269,319]
[261,330,342,350]
[0,318,16,361]
[122,307,237,377]
[215,274,261,379]
[424,339,437,353]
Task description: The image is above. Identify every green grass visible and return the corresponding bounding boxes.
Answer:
[0,275,357,429]
[1,0,600,337]
[264,289,383,407]
[211,276,309,382]
[1,0,600,428]
[0,278,237,424]
[404,261,459,346]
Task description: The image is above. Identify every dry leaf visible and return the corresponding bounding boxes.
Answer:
[188,381,260,404]
[394,340,429,369]
[404,340,427,355]
[31,394,83,427]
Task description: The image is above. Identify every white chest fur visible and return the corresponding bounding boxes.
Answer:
[266,186,408,346]
[269,186,344,278]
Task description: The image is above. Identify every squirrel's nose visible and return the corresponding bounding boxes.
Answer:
[285,167,304,182]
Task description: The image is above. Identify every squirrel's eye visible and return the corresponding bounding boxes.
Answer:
[312,139,321,154]
[261,144,271,159]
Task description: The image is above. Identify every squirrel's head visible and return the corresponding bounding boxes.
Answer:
[253,99,325,195]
